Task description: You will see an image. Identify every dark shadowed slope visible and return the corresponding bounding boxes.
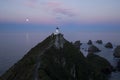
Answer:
[1,33,112,80]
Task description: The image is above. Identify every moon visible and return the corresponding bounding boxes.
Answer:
[26,18,29,22]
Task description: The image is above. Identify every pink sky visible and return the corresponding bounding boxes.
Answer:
[0,0,120,24]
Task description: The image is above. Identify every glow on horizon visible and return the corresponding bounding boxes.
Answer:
[0,0,120,24]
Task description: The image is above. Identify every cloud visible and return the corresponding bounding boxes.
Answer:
[24,1,76,17]
[45,2,76,17]
[54,8,75,17]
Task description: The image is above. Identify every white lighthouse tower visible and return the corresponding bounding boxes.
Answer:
[54,27,60,35]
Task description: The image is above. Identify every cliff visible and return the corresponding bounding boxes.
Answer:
[1,33,112,80]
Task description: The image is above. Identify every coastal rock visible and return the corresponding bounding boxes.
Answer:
[88,45,100,53]
[117,60,120,71]
[74,40,81,49]
[1,34,91,80]
[87,54,112,78]
[87,40,92,45]
[96,40,103,44]
[105,42,113,48]
[113,46,120,58]
[1,33,112,80]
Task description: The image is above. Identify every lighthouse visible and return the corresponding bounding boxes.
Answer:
[54,27,60,35]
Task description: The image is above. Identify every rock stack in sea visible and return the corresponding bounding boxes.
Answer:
[96,40,103,44]
[87,40,92,45]
[113,45,120,58]
[88,45,100,53]
[105,42,113,48]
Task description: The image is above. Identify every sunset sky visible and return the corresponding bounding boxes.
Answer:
[0,0,120,43]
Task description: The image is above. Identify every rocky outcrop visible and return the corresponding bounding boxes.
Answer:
[87,40,92,45]
[39,43,90,80]
[1,33,112,80]
[117,60,120,71]
[96,40,103,44]
[1,34,91,80]
[87,54,112,78]
[1,34,55,80]
[105,42,113,48]
[74,40,81,49]
[113,46,120,58]
[88,45,100,53]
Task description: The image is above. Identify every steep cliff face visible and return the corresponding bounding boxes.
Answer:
[1,34,55,80]
[1,33,89,80]
[1,33,112,80]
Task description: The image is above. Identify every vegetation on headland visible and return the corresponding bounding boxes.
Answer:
[1,34,112,80]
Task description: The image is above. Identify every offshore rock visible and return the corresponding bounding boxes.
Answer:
[113,45,120,58]
[96,40,103,44]
[88,45,100,53]
[74,40,81,49]
[105,42,113,48]
[87,40,92,45]
[116,60,120,71]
